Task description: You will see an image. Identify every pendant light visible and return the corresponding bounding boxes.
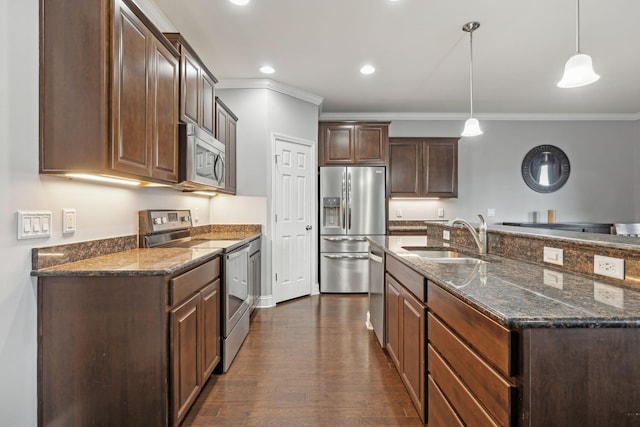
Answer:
[557,0,599,88]
[461,21,483,137]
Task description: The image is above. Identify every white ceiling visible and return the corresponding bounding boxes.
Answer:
[149,0,640,119]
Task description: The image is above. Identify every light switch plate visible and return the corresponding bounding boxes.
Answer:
[443,230,450,240]
[17,210,52,240]
[543,246,564,266]
[437,208,444,218]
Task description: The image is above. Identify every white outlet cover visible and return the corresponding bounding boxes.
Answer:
[543,246,564,266]
[594,255,625,280]
[487,208,496,217]
[443,230,450,240]
[63,208,77,234]
[437,208,444,218]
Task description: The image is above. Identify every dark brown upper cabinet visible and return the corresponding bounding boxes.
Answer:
[215,97,238,195]
[164,33,218,136]
[40,0,180,184]
[319,122,390,165]
[389,138,458,198]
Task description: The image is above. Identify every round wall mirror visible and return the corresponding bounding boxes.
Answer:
[521,145,570,193]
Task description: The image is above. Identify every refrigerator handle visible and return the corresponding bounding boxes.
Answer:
[347,171,352,230]
[341,172,347,229]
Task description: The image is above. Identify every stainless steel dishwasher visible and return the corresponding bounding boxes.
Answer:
[368,246,385,347]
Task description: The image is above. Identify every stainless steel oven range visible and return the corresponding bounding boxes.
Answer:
[138,209,252,373]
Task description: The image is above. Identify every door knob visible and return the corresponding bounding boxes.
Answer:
[305,225,312,230]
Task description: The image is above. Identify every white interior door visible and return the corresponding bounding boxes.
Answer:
[273,135,314,303]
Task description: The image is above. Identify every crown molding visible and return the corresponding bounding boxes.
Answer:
[130,0,176,31]
[320,113,640,121]
[319,112,640,122]
[217,79,324,106]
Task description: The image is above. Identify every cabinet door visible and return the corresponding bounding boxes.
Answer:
[182,50,200,125]
[201,73,216,135]
[112,1,152,177]
[354,124,387,164]
[423,139,458,197]
[150,39,179,182]
[389,140,422,196]
[385,274,402,370]
[320,124,354,165]
[225,115,237,194]
[401,289,426,421]
[201,280,221,380]
[170,293,202,427]
[216,102,228,144]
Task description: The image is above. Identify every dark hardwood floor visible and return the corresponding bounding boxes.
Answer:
[182,294,422,426]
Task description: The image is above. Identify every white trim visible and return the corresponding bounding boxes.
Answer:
[255,295,275,309]
[270,133,317,304]
[217,79,324,106]
[129,0,177,31]
[319,111,640,122]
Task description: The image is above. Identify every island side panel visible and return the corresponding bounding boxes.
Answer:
[521,327,640,427]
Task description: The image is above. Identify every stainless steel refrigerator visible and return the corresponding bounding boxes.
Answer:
[320,166,386,293]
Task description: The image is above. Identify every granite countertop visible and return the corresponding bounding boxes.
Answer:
[369,235,640,329]
[32,230,261,277]
[32,247,223,277]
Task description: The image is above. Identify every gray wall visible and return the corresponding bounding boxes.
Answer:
[211,88,320,303]
[389,120,640,224]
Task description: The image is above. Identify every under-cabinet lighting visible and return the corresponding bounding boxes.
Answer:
[391,197,440,200]
[192,191,218,197]
[229,0,250,6]
[65,173,141,186]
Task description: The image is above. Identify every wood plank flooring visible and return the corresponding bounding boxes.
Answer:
[182,294,422,426]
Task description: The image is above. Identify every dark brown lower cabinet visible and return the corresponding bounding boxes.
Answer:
[385,261,426,422]
[38,256,221,427]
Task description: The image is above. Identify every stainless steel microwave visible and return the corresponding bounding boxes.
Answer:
[178,123,225,190]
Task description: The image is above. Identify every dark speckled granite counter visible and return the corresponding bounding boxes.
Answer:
[32,225,261,277]
[369,235,640,329]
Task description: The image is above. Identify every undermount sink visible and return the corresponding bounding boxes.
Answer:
[400,247,488,264]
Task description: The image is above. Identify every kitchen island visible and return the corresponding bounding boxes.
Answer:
[370,233,640,427]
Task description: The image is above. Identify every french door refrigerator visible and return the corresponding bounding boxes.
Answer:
[320,166,386,293]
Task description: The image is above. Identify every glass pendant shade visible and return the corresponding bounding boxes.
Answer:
[557,53,600,88]
[461,117,483,137]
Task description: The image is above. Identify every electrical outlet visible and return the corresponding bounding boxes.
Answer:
[443,230,450,240]
[396,208,403,218]
[594,255,625,280]
[543,269,564,289]
[594,282,624,309]
[193,208,200,223]
[437,208,444,218]
[63,208,77,234]
[543,247,564,266]
[487,208,496,217]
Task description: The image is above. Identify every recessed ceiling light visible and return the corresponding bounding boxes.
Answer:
[229,0,250,5]
[360,64,376,75]
[260,65,275,74]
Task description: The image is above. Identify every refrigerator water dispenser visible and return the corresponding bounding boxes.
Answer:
[322,197,341,228]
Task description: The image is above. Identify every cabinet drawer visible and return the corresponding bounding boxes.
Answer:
[428,281,514,377]
[387,255,425,301]
[170,257,220,305]
[429,313,515,426]
[428,375,464,427]
[428,345,499,427]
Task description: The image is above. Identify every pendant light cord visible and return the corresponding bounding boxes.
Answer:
[469,29,474,117]
[575,0,581,53]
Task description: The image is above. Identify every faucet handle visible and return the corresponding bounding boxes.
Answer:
[477,214,486,229]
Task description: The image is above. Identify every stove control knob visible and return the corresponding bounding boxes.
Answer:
[153,217,163,225]
[161,217,167,224]
[181,215,191,222]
